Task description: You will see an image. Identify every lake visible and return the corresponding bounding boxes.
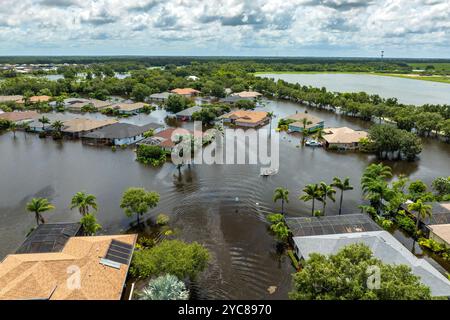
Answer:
[258,73,450,106]
[1,100,450,299]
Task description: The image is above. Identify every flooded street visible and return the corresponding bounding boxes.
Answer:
[1,99,450,299]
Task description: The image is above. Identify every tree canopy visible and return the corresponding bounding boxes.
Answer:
[289,243,432,300]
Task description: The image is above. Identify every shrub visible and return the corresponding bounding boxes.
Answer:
[395,214,416,235]
[130,240,210,280]
[156,214,170,226]
[136,145,167,166]
[418,238,447,254]
[138,274,189,300]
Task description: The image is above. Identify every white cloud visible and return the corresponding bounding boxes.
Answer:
[0,0,448,57]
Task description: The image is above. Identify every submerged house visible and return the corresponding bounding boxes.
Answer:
[111,102,148,115]
[17,95,52,104]
[220,110,269,128]
[66,99,112,112]
[323,127,368,150]
[231,91,262,100]
[175,105,202,121]
[147,92,174,103]
[285,113,324,133]
[62,118,118,138]
[138,127,202,152]
[286,214,450,298]
[170,88,200,98]
[0,232,137,300]
[0,95,23,103]
[81,122,163,146]
[0,111,40,124]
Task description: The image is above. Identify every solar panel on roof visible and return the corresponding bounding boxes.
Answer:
[104,240,133,265]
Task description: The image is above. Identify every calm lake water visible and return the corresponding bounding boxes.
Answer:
[259,73,450,106]
[1,99,450,299]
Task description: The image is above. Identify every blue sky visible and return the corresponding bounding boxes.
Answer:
[0,0,449,58]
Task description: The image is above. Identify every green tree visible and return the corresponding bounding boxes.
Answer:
[51,120,65,139]
[120,187,160,226]
[166,94,190,113]
[132,83,152,102]
[9,122,17,138]
[289,243,432,300]
[331,177,354,215]
[432,176,450,196]
[26,198,55,226]
[38,116,50,131]
[130,240,210,280]
[139,274,189,300]
[408,180,428,201]
[70,191,98,217]
[300,184,322,216]
[267,213,289,242]
[301,118,312,145]
[273,187,289,214]
[80,213,102,236]
[407,199,432,236]
[318,182,336,216]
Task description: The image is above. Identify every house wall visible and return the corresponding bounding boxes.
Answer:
[327,142,359,150]
[429,231,450,247]
[289,121,324,133]
[114,133,146,146]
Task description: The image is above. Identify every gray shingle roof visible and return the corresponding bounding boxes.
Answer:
[175,105,202,117]
[286,214,381,237]
[293,230,450,297]
[82,122,162,139]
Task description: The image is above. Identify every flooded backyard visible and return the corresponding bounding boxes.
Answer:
[258,73,450,105]
[1,98,450,299]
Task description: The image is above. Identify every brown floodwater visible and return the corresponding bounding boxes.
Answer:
[0,99,449,299]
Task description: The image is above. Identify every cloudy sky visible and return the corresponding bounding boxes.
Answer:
[0,0,449,57]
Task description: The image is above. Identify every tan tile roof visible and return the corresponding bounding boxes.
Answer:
[67,99,112,110]
[170,88,200,95]
[429,224,450,245]
[285,113,322,125]
[0,234,137,300]
[62,118,118,133]
[17,96,52,104]
[112,102,147,112]
[323,127,368,144]
[232,91,262,99]
[222,110,269,124]
[0,111,40,122]
[0,95,23,103]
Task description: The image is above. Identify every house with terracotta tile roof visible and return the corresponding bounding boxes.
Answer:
[170,88,200,97]
[220,110,269,128]
[0,234,137,300]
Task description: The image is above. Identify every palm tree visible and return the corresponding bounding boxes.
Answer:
[315,127,325,141]
[51,120,64,132]
[301,118,312,145]
[38,116,50,131]
[267,111,274,135]
[331,177,354,215]
[273,187,289,214]
[408,199,432,237]
[10,122,17,138]
[318,182,336,216]
[70,191,98,216]
[300,184,322,216]
[361,163,392,188]
[51,120,65,139]
[26,198,55,226]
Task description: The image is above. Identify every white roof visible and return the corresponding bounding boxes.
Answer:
[293,231,450,297]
